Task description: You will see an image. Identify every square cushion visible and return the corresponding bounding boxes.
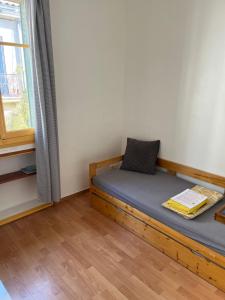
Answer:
[121,138,160,174]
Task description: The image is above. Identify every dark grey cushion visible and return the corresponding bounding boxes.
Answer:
[121,138,160,174]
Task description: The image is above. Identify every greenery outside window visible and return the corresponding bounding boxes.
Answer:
[0,0,34,148]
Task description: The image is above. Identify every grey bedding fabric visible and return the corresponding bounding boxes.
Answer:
[93,169,225,256]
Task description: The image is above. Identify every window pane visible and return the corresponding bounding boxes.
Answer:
[0,45,32,131]
[0,0,26,44]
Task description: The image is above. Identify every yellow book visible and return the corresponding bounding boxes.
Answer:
[166,198,207,214]
[166,189,208,214]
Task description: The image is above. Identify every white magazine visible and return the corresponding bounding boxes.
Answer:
[171,189,207,209]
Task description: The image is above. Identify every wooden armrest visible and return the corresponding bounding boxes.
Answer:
[89,155,123,184]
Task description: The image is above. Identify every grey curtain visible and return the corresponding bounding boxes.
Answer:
[28,0,61,203]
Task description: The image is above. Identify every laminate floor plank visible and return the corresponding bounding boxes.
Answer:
[0,191,224,300]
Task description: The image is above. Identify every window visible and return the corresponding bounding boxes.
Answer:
[0,0,34,148]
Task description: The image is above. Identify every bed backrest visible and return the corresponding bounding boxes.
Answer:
[157,158,225,188]
[89,155,225,188]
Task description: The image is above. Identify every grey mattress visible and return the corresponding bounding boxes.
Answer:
[93,168,225,256]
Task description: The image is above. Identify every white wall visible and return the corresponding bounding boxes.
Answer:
[124,0,225,176]
[0,0,126,211]
[2,0,225,212]
[50,0,126,196]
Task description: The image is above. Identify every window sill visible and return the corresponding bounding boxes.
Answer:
[0,143,35,158]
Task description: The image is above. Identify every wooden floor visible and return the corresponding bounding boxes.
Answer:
[0,192,225,300]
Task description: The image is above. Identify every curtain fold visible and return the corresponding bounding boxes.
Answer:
[28,0,61,203]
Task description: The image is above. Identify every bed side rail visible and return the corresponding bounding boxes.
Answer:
[89,155,123,185]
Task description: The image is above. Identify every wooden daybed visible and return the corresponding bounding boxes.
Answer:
[89,155,225,292]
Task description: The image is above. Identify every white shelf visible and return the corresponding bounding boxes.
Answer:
[0,144,35,155]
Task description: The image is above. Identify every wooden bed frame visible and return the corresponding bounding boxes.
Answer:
[89,155,225,292]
